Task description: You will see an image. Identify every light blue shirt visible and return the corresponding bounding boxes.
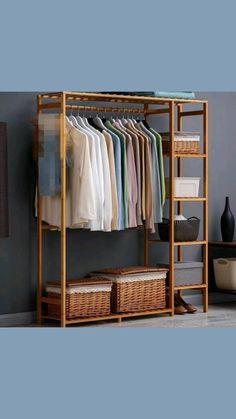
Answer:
[38,132,60,196]
[105,130,124,230]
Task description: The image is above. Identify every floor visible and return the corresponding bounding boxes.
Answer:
[39,303,236,327]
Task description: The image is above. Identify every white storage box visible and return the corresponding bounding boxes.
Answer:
[213,258,236,290]
[165,177,200,197]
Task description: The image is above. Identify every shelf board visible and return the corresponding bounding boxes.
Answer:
[41,297,61,305]
[174,284,207,291]
[119,308,172,319]
[66,314,120,324]
[42,308,172,325]
[208,241,236,248]
[41,91,208,105]
[148,240,207,246]
[172,197,206,202]
[174,240,207,246]
[164,153,207,158]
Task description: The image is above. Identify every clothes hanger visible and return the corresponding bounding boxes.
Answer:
[101,108,108,124]
[93,112,107,130]
[87,113,103,132]
[76,109,89,128]
[66,108,74,125]
[142,119,150,129]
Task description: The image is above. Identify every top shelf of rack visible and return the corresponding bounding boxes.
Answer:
[38,91,208,106]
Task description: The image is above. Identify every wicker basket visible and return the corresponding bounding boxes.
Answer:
[162,132,200,155]
[158,217,200,242]
[162,140,200,154]
[92,267,168,314]
[46,278,112,319]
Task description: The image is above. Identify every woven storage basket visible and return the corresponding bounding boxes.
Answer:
[46,278,112,319]
[158,217,200,242]
[162,132,200,155]
[162,140,200,154]
[92,267,168,313]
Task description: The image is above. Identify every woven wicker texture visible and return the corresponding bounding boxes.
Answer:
[163,140,200,154]
[112,278,166,313]
[48,290,111,319]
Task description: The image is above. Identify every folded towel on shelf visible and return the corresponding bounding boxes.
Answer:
[100,91,196,99]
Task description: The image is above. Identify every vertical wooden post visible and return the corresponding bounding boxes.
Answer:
[177,104,183,264]
[169,102,175,316]
[37,95,42,325]
[144,103,149,266]
[203,102,209,312]
[60,93,67,327]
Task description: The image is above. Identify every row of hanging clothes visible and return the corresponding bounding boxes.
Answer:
[37,110,165,233]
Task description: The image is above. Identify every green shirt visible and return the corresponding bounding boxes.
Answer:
[105,121,128,228]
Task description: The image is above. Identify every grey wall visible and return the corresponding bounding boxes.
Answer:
[0,92,235,315]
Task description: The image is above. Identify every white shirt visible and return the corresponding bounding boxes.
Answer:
[84,123,112,232]
[69,116,103,231]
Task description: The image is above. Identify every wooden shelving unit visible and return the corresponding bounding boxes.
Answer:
[36,92,208,327]
[144,100,209,314]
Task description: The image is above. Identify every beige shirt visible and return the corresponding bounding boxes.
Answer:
[125,122,146,222]
[133,122,154,232]
[103,130,118,230]
[124,121,142,226]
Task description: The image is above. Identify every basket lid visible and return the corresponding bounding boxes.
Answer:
[92,265,169,276]
[46,278,112,287]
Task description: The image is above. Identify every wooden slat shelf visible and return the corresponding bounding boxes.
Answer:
[208,241,236,247]
[41,297,61,305]
[42,307,172,325]
[148,240,207,246]
[119,308,172,319]
[172,197,206,201]
[41,91,208,105]
[164,153,207,158]
[174,240,207,246]
[66,314,120,325]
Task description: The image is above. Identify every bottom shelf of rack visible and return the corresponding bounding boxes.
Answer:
[42,307,172,325]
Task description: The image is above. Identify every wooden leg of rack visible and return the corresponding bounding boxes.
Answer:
[37,198,42,326]
[203,288,208,313]
[203,102,209,314]
[118,317,122,324]
[169,102,175,316]
[60,98,66,328]
[144,223,149,266]
[37,96,42,326]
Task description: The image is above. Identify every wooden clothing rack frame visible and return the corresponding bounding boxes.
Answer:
[37,92,208,327]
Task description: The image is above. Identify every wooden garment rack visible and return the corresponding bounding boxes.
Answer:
[37,92,208,327]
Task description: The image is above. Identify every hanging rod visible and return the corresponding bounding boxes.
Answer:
[65,104,146,114]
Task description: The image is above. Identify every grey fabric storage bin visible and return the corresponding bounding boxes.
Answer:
[158,262,203,286]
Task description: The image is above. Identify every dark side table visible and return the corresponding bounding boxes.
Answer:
[209,241,236,293]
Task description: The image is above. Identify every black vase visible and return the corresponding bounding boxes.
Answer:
[221,197,235,242]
